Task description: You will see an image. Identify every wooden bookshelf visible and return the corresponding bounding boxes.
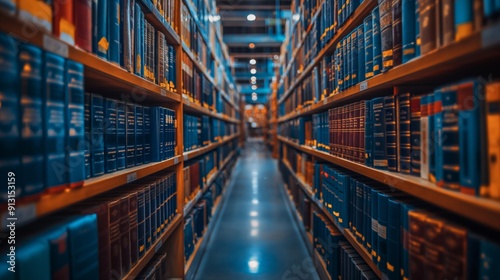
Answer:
[314,250,333,280]
[182,96,240,123]
[343,229,383,279]
[0,11,181,104]
[0,156,182,226]
[183,134,240,161]
[123,214,183,280]
[138,0,181,45]
[278,0,377,104]
[278,136,500,231]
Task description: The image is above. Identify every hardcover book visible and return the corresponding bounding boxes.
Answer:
[105,98,118,173]
[74,0,92,52]
[109,0,121,64]
[53,0,75,45]
[116,100,127,170]
[379,0,394,72]
[90,93,105,177]
[402,0,416,62]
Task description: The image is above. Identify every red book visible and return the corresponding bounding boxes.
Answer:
[73,0,92,52]
[359,102,366,163]
[53,0,75,44]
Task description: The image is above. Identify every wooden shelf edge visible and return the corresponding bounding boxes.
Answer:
[137,0,181,46]
[314,249,333,280]
[278,136,500,231]
[0,11,181,104]
[183,134,240,161]
[278,0,377,104]
[182,97,240,123]
[184,235,204,275]
[344,229,384,279]
[123,214,183,279]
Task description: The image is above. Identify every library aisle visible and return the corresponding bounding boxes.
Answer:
[193,139,320,280]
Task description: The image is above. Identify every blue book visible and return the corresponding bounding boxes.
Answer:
[169,45,176,90]
[40,226,70,279]
[400,202,420,280]
[18,43,44,197]
[116,100,127,170]
[372,7,382,76]
[364,15,374,79]
[0,0,15,14]
[109,0,121,64]
[104,99,117,173]
[143,107,152,163]
[377,192,390,272]
[136,105,144,165]
[370,188,380,263]
[385,96,397,171]
[150,107,162,162]
[165,109,172,159]
[126,103,136,168]
[480,239,500,279]
[351,31,359,86]
[458,79,483,195]
[399,92,412,174]
[90,94,105,177]
[44,53,68,191]
[66,215,99,280]
[84,92,92,178]
[134,3,143,76]
[402,0,416,62]
[455,0,474,41]
[94,0,109,59]
[17,239,51,280]
[66,60,86,188]
[415,0,421,57]
[428,93,437,182]
[120,0,133,71]
[441,84,460,190]
[378,0,394,72]
[160,108,166,159]
[434,89,444,184]
[372,97,388,170]
[357,26,365,84]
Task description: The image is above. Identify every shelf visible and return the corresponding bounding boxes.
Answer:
[182,96,240,123]
[183,134,240,161]
[278,136,500,231]
[282,160,314,197]
[184,236,204,275]
[0,156,182,226]
[0,11,181,104]
[278,0,377,104]
[123,214,183,279]
[183,151,236,216]
[344,229,383,279]
[314,249,333,280]
[138,0,180,45]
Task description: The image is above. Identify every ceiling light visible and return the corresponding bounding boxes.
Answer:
[249,59,256,65]
[249,43,255,49]
[274,55,279,60]
[252,85,257,90]
[292,14,300,21]
[247,14,256,21]
[250,69,257,74]
[252,95,257,101]
[251,76,257,81]
[251,80,257,85]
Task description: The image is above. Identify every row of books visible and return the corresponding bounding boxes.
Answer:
[278,110,330,153]
[1,0,178,91]
[283,146,314,188]
[279,0,498,115]
[135,253,169,280]
[0,171,178,280]
[281,164,313,231]
[85,93,177,180]
[0,35,86,201]
[313,212,379,280]
[183,151,217,202]
[280,79,500,197]
[183,114,238,152]
[314,162,500,279]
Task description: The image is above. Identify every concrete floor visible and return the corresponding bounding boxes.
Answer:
[193,139,320,280]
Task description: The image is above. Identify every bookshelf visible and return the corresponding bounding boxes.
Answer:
[0,0,242,278]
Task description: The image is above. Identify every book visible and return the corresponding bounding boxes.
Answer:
[420,94,430,180]
[40,226,70,279]
[18,0,52,32]
[385,96,398,171]
[373,97,388,170]
[434,88,444,185]
[121,0,133,72]
[410,95,421,176]
[357,26,365,84]
[44,52,68,192]
[66,215,100,280]
[485,82,500,198]
[105,98,118,173]
[372,7,382,76]
[136,105,144,165]
[441,84,460,190]
[90,93,105,177]
[415,0,421,56]
[379,0,394,72]
[116,100,127,170]
[126,103,136,168]
[364,15,374,79]
[144,106,152,163]
[418,0,437,54]
[455,0,474,41]
[17,239,51,280]
[65,60,85,187]
[19,43,44,198]
[402,0,416,63]
[365,100,374,167]
[134,2,143,76]
[109,0,121,64]
[74,0,92,52]
[399,92,412,174]
[94,0,109,59]
[84,92,91,178]
[392,0,403,67]
[442,0,455,45]
[53,0,75,45]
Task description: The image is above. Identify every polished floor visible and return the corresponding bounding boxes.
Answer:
[193,139,320,280]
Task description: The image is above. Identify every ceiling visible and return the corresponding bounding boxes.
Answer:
[215,0,292,104]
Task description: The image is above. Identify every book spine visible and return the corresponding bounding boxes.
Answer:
[372,7,382,76]
[109,0,121,64]
[485,83,500,198]
[121,0,133,71]
[135,105,144,165]
[96,0,109,59]
[137,189,146,258]
[442,0,455,45]
[402,0,416,63]
[420,94,430,179]
[410,96,421,176]
[385,96,398,171]
[351,31,359,87]
[379,0,394,72]
[434,89,444,185]
[44,228,70,279]
[455,0,474,41]
[392,0,403,67]
[74,0,92,52]
[129,192,139,266]
[44,53,69,191]
[365,100,373,167]
[134,3,142,76]
[53,0,75,45]
[105,99,117,174]
[357,26,365,84]
[371,189,380,263]
[143,107,151,163]
[458,80,481,195]
[67,215,100,280]
[90,93,105,178]
[373,97,388,169]
[18,43,44,197]
[126,103,136,168]
[65,60,86,187]
[419,0,437,54]
[364,15,374,79]
[428,93,437,182]
[108,199,122,279]
[441,84,460,190]
[399,92,412,174]
[415,0,421,56]
[116,101,126,170]
[359,101,366,163]
[119,196,131,275]
[84,92,91,178]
